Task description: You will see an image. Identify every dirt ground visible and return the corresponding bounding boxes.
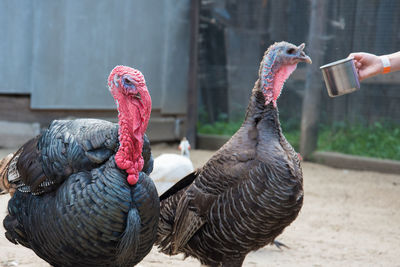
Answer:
[0,143,399,267]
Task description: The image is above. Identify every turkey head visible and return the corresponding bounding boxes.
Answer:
[108,66,152,185]
[260,42,312,107]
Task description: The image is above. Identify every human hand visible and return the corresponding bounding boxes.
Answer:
[348,52,383,81]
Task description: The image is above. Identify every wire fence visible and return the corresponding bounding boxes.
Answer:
[198,0,400,129]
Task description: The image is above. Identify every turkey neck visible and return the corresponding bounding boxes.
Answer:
[244,50,283,131]
[244,80,281,135]
[115,95,148,185]
[242,71,302,179]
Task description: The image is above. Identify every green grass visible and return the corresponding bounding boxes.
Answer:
[198,120,400,161]
[198,120,242,136]
[318,122,400,161]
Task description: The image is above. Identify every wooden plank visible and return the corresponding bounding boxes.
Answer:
[346,0,379,124]
[300,0,329,158]
[313,151,400,175]
[147,117,184,142]
[325,0,358,123]
[0,95,182,142]
[0,95,117,126]
[0,121,40,148]
[185,0,200,148]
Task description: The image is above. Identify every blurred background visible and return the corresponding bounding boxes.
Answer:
[0,0,399,165]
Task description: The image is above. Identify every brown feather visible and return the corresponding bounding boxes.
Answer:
[156,41,306,267]
[16,136,48,192]
[0,153,13,194]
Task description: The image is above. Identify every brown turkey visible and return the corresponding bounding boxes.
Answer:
[0,66,159,267]
[156,41,312,266]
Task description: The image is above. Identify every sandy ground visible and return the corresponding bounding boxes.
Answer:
[0,143,399,267]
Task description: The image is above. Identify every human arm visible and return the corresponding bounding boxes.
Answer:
[348,51,400,81]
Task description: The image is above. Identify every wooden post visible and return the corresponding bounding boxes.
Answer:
[300,0,328,159]
[186,0,200,148]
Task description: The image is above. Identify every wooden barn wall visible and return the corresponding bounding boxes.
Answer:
[199,0,400,125]
[0,0,190,115]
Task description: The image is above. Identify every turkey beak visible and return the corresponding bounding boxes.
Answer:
[296,43,312,64]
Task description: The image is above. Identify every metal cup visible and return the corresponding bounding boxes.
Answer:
[320,58,360,97]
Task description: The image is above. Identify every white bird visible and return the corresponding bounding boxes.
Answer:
[178,137,191,158]
[151,137,194,195]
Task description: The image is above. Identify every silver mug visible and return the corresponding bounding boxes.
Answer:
[320,58,360,97]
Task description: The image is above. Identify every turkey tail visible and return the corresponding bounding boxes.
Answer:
[156,172,197,255]
[159,171,197,201]
[3,212,30,248]
[116,208,141,265]
[0,153,13,195]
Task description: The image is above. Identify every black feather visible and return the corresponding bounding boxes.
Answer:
[3,119,159,267]
[159,172,197,201]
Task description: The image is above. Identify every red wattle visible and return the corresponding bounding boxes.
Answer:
[272,64,297,101]
[127,174,138,185]
[109,66,151,186]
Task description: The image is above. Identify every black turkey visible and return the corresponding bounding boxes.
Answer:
[0,66,159,267]
[156,41,312,266]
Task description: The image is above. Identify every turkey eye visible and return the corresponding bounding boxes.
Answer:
[287,48,295,55]
[124,78,133,85]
